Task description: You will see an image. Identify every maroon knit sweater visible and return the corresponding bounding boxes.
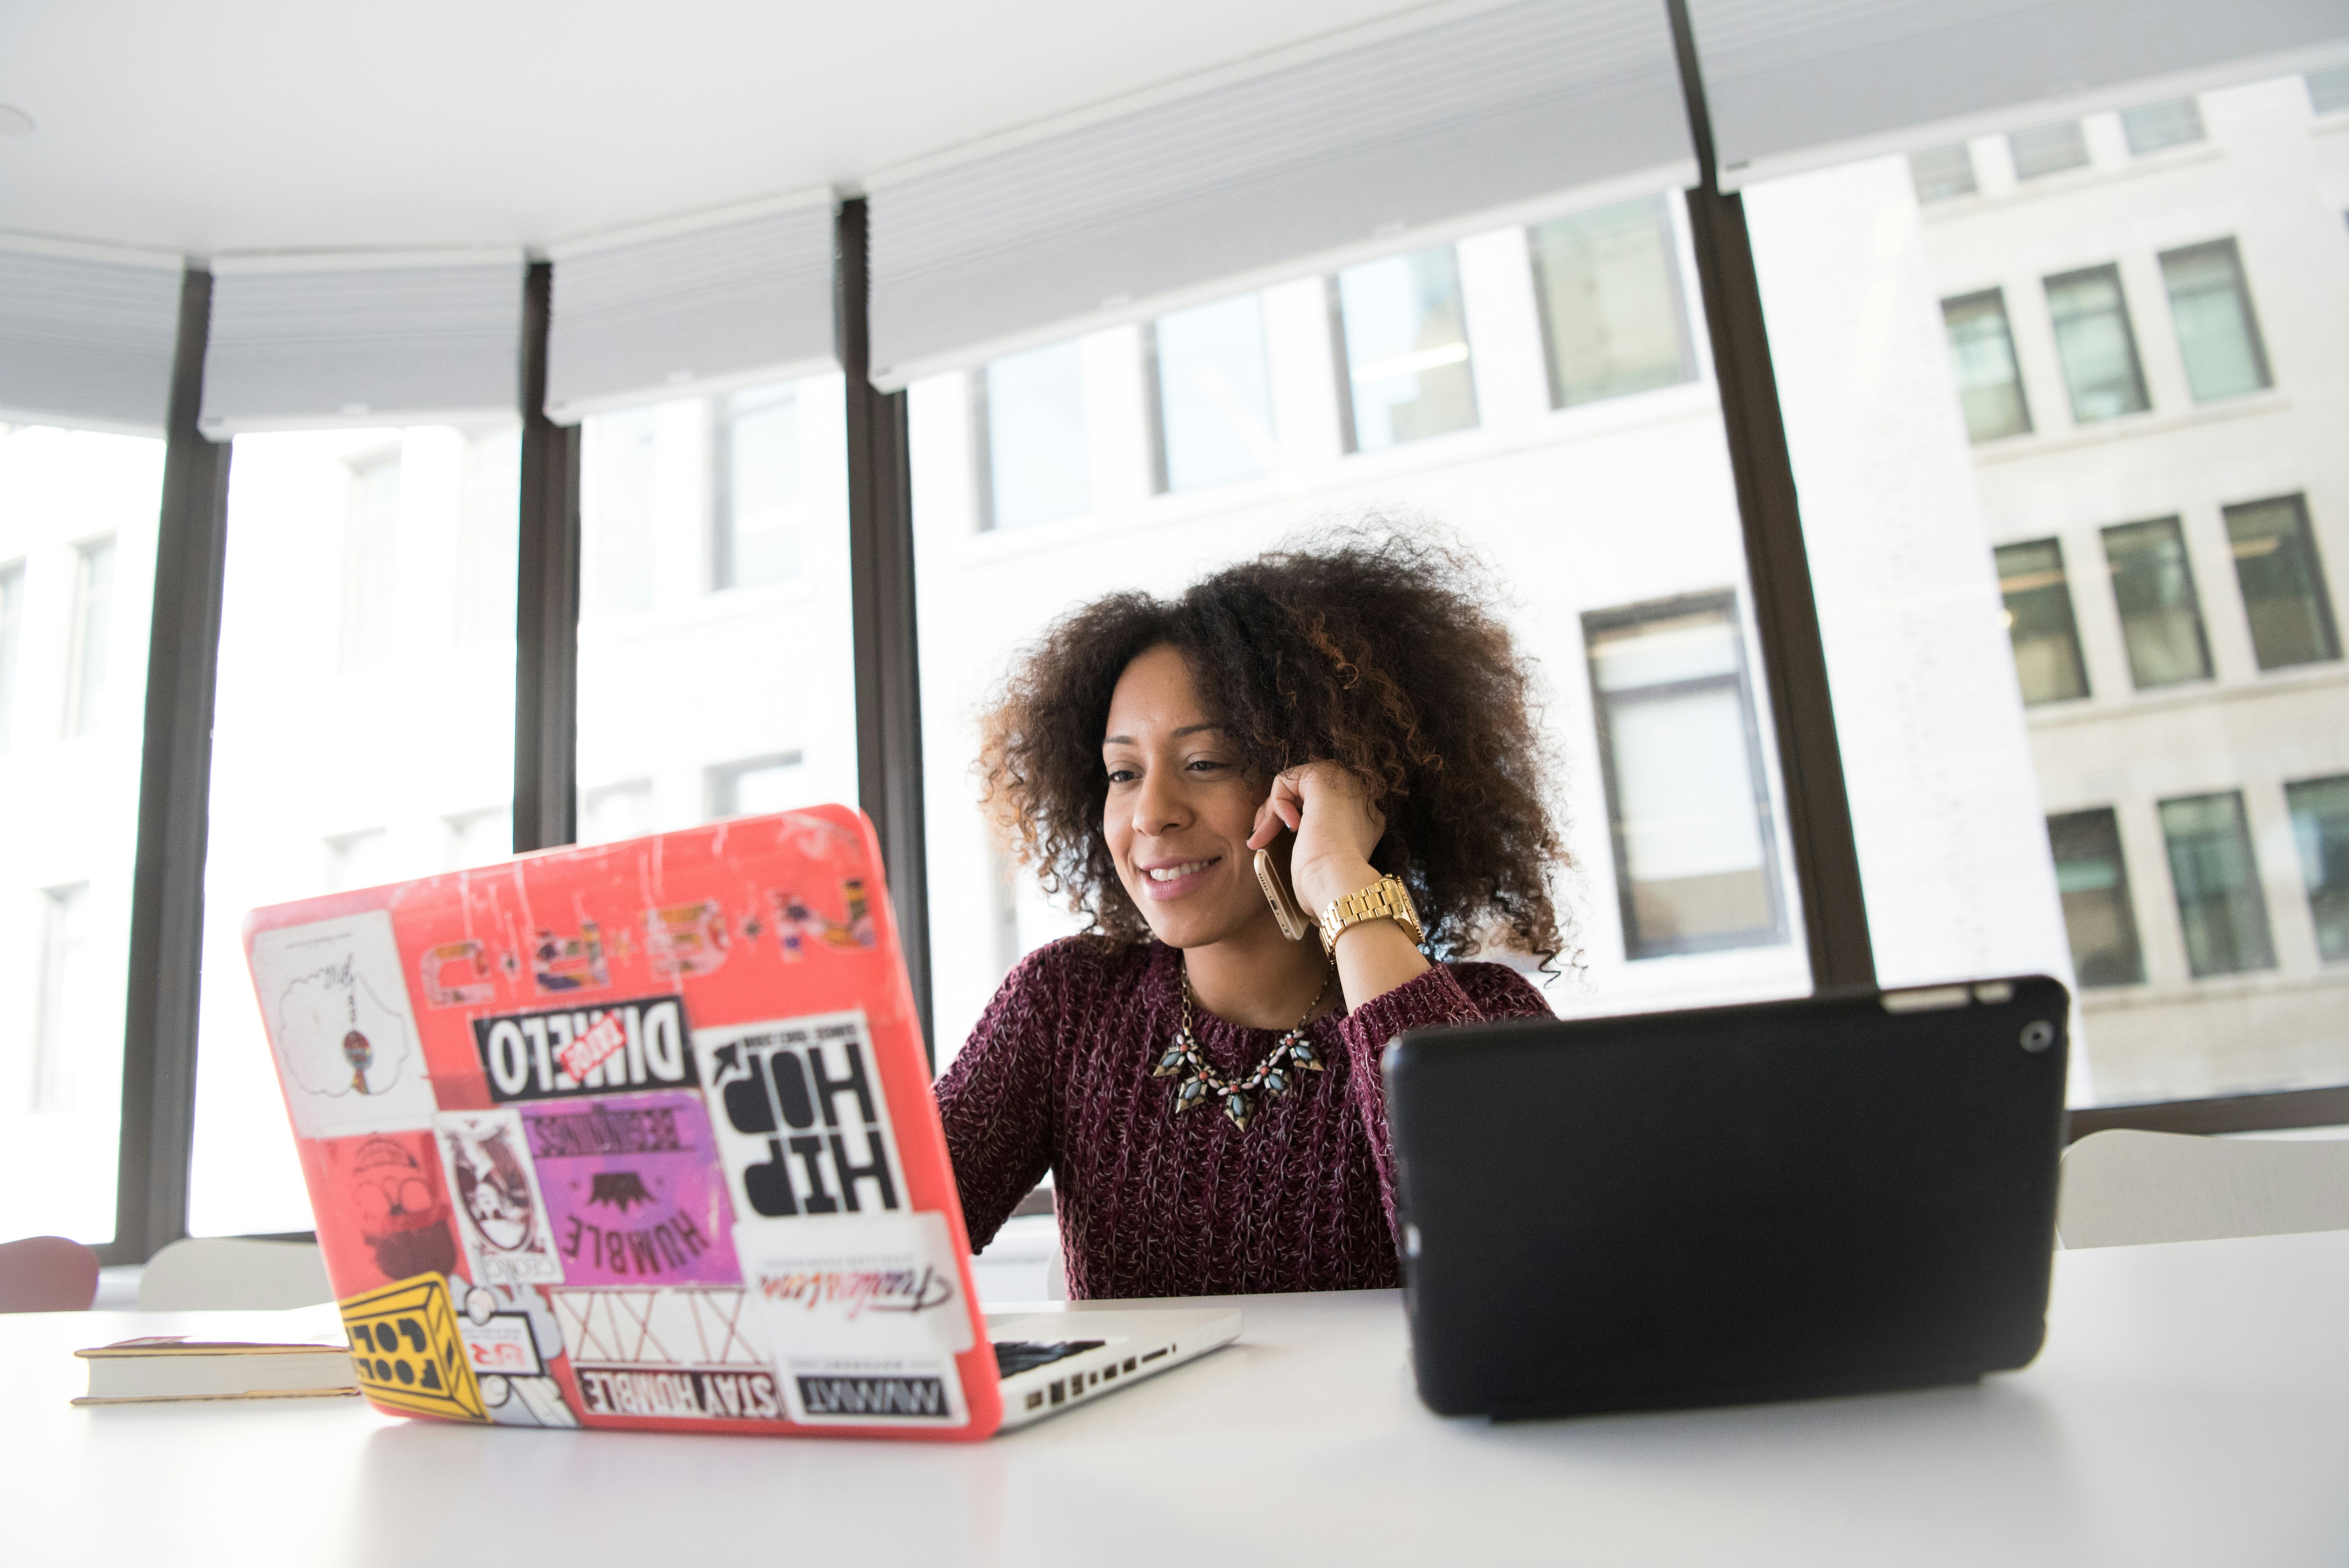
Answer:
[936,937,1552,1299]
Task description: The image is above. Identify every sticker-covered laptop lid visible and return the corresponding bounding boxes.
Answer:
[241,805,1002,1441]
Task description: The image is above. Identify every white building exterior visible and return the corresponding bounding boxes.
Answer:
[1911,73,2349,1101]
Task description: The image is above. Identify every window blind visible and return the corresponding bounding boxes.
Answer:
[866,0,1694,387]
[1688,0,2349,189]
[544,194,837,423]
[199,250,524,436]
[0,235,184,434]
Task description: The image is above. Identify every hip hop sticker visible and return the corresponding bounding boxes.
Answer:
[693,1011,906,1221]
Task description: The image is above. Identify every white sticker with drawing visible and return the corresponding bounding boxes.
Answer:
[250,910,437,1137]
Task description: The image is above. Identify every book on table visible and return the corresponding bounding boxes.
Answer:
[74,1304,359,1406]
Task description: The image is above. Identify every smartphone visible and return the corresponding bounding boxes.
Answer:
[1255,842,1311,943]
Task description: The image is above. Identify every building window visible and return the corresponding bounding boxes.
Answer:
[2121,98,2205,154]
[2046,265,2151,422]
[0,559,22,750]
[976,339,1089,531]
[456,429,519,646]
[1331,244,1478,454]
[33,883,92,1113]
[584,408,658,615]
[1908,144,1977,203]
[65,535,116,736]
[2158,791,2276,977]
[580,779,655,846]
[707,750,806,821]
[323,828,392,893]
[713,383,800,590]
[2046,809,2145,986]
[445,806,512,872]
[2160,239,2272,403]
[2225,494,2340,671]
[1584,593,1785,959]
[1995,540,2089,704]
[340,452,400,668]
[1527,196,1695,409]
[2308,66,2349,115]
[1145,294,1275,495]
[2103,517,2212,689]
[2288,775,2349,964]
[1942,290,2032,441]
[2009,122,2090,180]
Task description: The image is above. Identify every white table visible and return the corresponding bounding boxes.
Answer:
[10,1229,2348,1566]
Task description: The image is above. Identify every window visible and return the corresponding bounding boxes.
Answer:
[2161,239,2271,403]
[1528,196,1695,408]
[456,429,519,645]
[580,779,655,845]
[342,452,399,668]
[2046,265,2151,422]
[583,407,658,615]
[2158,791,2276,977]
[2308,67,2349,115]
[2009,122,2090,180]
[1995,540,2089,704]
[707,751,806,820]
[2225,495,2340,671]
[1585,595,1785,959]
[2121,99,2205,154]
[1942,290,2032,441]
[2103,517,2212,689]
[1331,244,1478,453]
[191,424,519,1239]
[444,806,511,871]
[65,535,115,736]
[2046,810,2145,986]
[713,383,800,589]
[33,883,92,1113]
[323,827,392,892]
[0,559,21,750]
[2287,775,2349,964]
[1909,144,1977,203]
[977,339,1089,530]
[1146,295,1275,494]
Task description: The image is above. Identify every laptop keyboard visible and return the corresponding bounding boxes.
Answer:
[991,1340,1105,1379]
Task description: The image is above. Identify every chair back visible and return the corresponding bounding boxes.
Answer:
[2058,1129,2349,1249]
[0,1235,101,1312]
[136,1237,334,1311]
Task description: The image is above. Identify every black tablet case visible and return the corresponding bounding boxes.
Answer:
[1383,978,2070,1419]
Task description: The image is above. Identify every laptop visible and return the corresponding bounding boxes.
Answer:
[242,804,1239,1439]
[1382,977,2070,1420]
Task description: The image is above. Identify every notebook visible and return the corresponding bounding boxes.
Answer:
[242,805,1237,1440]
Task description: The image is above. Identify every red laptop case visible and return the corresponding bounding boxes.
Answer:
[241,805,1002,1440]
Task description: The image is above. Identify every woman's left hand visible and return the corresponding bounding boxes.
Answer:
[1246,761,1387,916]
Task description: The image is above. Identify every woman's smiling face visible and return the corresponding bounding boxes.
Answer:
[1100,643,1277,950]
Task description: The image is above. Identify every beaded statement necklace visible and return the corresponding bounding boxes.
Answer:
[1152,963,1332,1132]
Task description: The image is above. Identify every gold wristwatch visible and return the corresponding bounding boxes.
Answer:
[1317,875,1424,955]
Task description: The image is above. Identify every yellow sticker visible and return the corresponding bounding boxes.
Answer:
[339,1273,488,1422]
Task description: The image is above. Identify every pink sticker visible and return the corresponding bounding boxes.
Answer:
[558,1011,627,1082]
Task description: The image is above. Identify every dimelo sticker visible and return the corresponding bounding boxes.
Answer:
[734,1211,973,1427]
[520,1090,740,1286]
[340,1272,488,1423]
[694,1010,907,1222]
[433,1108,565,1287]
[472,995,697,1103]
[250,911,436,1139]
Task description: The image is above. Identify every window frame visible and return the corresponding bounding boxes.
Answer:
[2045,262,2153,424]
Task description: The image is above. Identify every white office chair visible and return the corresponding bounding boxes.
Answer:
[2057,1128,2349,1249]
[135,1237,335,1311]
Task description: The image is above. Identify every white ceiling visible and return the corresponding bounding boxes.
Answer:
[0,0,1439,257]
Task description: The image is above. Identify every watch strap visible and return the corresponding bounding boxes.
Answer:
[1317,875,1424,954]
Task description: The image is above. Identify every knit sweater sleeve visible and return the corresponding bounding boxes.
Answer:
[1335,961,1553,1240]
[933,943,1069,1252]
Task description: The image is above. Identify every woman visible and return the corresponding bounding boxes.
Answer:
[937,533,1567,1298]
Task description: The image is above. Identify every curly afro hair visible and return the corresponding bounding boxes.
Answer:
[977,528,1569,964]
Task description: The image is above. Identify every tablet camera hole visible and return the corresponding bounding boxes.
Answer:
[2021,1021,2056,1053]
